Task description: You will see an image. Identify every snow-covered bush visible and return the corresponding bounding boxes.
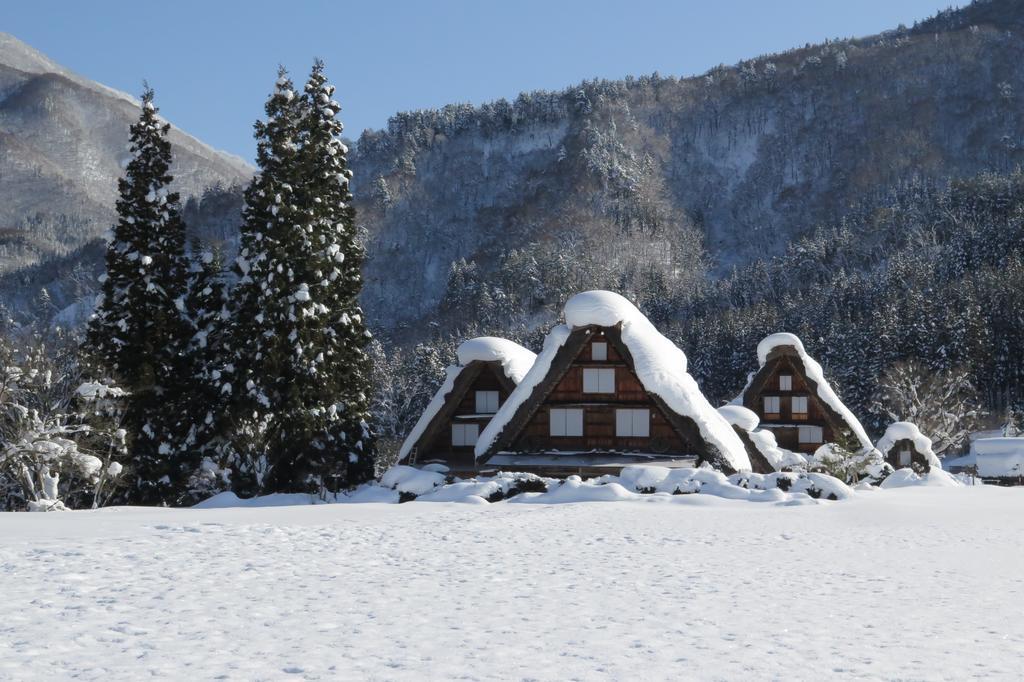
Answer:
[0,333,127,510]
[807,441,892,485]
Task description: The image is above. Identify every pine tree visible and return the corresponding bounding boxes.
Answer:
[83,87,192,504]
[179,243,232,500]
[222,64,375,494]
[285,60,376,489]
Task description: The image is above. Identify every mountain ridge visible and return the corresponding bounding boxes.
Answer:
[0,31,251,293]
[1,0,1021,334]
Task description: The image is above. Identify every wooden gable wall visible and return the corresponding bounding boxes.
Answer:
[413,361,516,470]
[741,350,838,453]
[506,327,700,456]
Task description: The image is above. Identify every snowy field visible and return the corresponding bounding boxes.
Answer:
[2,487,1024,681]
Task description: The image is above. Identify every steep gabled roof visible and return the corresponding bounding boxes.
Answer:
[876,421,941,468]
[734,332,874,452]
[397,337,536,463]
[717,405,807,473]
[476,291,751,472]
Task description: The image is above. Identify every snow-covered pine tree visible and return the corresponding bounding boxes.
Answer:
[83,87,193,504]
[287,60,376,489]
[215,69,304,495]
[179,243,232,500]
[222,64,375,494]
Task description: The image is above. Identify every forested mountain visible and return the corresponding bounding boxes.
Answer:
[2,1,1024,454]
[0,33,250,310]
[352,0,1024,329]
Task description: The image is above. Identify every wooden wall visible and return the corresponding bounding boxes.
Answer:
[417,362,511,470]
[743,354,835,453]
[510,330,695,455]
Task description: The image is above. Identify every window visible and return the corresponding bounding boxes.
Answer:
[475,390,499,414]
[615,409,650,438]
[763,396,781,415]
[550,408,584,437]
[898,449,912,467]
[591,342,608,361]
[451,423,479,447]
[798,425,823,444]
[791,396,808,419]
[582,367,615,393]
[779,374,793,391]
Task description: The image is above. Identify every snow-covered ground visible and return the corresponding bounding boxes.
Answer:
[2,487,1024,680]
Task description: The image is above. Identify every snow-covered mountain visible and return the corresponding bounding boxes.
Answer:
[0,33,251,277]
[4,0,1024,332]
[350,0,1024,329]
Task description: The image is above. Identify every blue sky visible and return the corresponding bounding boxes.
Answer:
[5,0,959,162]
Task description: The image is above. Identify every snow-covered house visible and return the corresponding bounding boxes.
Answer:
[734,333,873,455]
[717,405,807,474]
[474,291,751,477]
[973,438,1024,485]
[875,422,941,472]
[397,337,536,474]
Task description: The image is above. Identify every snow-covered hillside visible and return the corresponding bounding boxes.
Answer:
[2,486,1022,680]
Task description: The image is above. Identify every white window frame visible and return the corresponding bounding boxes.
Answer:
[475,390,500,414]
[764,396,781,414]
[779,374,793,391]
[798,425,823,444]
[451,423,479,447]
[591,342,608,361]
[550,408,584,437]
[583,367,615,393]
[791,396,808,416]
[615,409,650,438]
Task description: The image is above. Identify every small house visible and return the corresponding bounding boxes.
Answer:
[875,422,941,472]
[734,333,873,455]
[474,291,751,477]
[973,437,1024,485]
[397,337,536,475]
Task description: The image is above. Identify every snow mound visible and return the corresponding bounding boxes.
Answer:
[478,291,751,472]
[380,465,447,495]
[753,332,873,452]
[876,421,941,468]
[974,438,1024,478]
[398,337,534,463]
[717,404,759,432]
[456,337,537,384]
[196,466,857,509]
[510,475,638,504]
[880,468,963,489]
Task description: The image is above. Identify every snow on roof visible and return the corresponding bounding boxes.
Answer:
[876,422,941,468]
[974,438,1024,477]
[397,338,536,462]
[717,405,759,432]
[477,291,751,471]
[716,405,806,471]
[564,290,687,372]
[753,332,873,452]
[456,337,537,384]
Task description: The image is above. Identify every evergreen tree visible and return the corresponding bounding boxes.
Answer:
[179,243,232,500]
[83,87,192,504]
[222,64,375,494]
